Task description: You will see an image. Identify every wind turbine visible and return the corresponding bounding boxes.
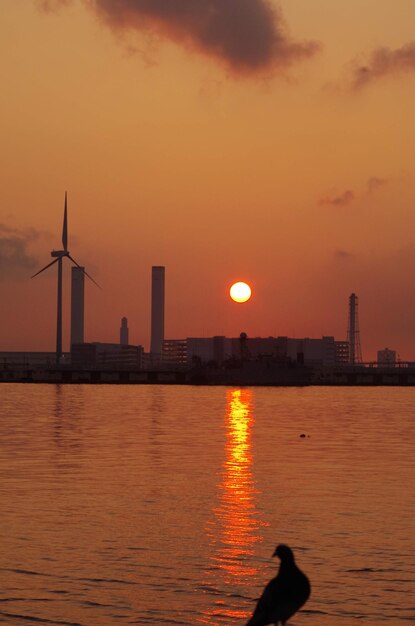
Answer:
[32,192,98,365]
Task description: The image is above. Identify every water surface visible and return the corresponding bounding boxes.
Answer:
[0,385,414,624]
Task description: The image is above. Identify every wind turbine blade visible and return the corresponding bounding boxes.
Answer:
[67,254,101,288]
[31,257,59,278]
[84,270,100,288]
[81,267,101,288]
[62,191,68,251]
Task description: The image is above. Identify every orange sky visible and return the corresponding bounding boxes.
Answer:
[1,0,415,359]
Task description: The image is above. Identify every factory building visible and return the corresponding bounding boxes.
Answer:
[161,335,349,368]
[377,348,397,366]
[162,339,187,366]
[285,336,337,367]
[335,341,350,365]
[71,342,143,368]
[185,335,330,366]
[186,336,232,364]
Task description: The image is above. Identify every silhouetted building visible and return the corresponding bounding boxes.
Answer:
[71,342,143,368]
[335,340,350,365]
[187,337,231,364]
[71,343,96,367]
[284,336,337,366]
[150,266,165,359]
[185,335,342,367]
[70,266,85,346]
[120,317,129,346]
[377,347,396,366]
[213,335,227,363]
[95,343,143,368]
[0,352,63,367]
[162,339,187,365]
[229,336,288,361]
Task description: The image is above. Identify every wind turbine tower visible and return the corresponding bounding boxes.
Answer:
[347,292,363,364]
[32,193,98,365]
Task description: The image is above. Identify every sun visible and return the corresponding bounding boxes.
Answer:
[230,282,252,303]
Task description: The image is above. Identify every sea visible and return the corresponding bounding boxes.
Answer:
[0,384,413,625]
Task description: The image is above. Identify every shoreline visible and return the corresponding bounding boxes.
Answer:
[1,364,415,386]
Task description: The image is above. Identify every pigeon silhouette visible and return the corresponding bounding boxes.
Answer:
[245,544,310,626]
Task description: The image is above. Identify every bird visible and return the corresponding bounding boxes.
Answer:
[245,544,311,626]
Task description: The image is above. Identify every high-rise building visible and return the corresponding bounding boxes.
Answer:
[70,266,85,346]
[150,266,165,357]
[120,317,129,346]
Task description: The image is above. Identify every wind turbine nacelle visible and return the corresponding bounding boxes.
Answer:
[51,250,68,258]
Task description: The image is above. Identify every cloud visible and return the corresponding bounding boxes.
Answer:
[0,224,40,280]
[39,0,320,75]
[320,190,355,207]
[351,42,415,89]
[35,0,71,12]
[367,176,387,193]
[334,249,354,260]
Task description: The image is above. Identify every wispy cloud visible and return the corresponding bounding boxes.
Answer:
[367,176,388,193]
[37,0,320,76]
[35,0,71,12]
[320,177,388,208]
[320,190,355,208]
[334,249,354,260]
[0,224,40,280]
[351,42,415,89]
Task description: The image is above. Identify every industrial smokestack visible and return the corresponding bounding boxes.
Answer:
[150,266,165,358]
[120,317,129,346]
[70,266,85,346]
[347,292,363,364]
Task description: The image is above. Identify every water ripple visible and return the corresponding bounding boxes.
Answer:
[0,384,413,625]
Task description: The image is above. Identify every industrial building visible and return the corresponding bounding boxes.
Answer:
[377,348,397,366]
[71,342,143,368]
[162,339,187,366]
[162,335,350,368]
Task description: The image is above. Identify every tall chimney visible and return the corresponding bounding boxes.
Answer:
[150,266,165,358]
[120,317,129,346]
[347,292,362,364]
[71,266,85,346]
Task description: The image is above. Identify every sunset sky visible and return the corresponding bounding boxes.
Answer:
[1,0,415,359]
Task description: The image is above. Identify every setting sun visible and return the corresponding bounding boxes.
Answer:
[230,282,252,303]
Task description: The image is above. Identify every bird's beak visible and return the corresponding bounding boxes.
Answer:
[272,548,278,557]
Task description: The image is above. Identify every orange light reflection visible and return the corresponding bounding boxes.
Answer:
[200,389,266,624]
[215,389,262,571]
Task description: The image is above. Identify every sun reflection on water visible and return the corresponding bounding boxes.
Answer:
[200,389,266,624]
